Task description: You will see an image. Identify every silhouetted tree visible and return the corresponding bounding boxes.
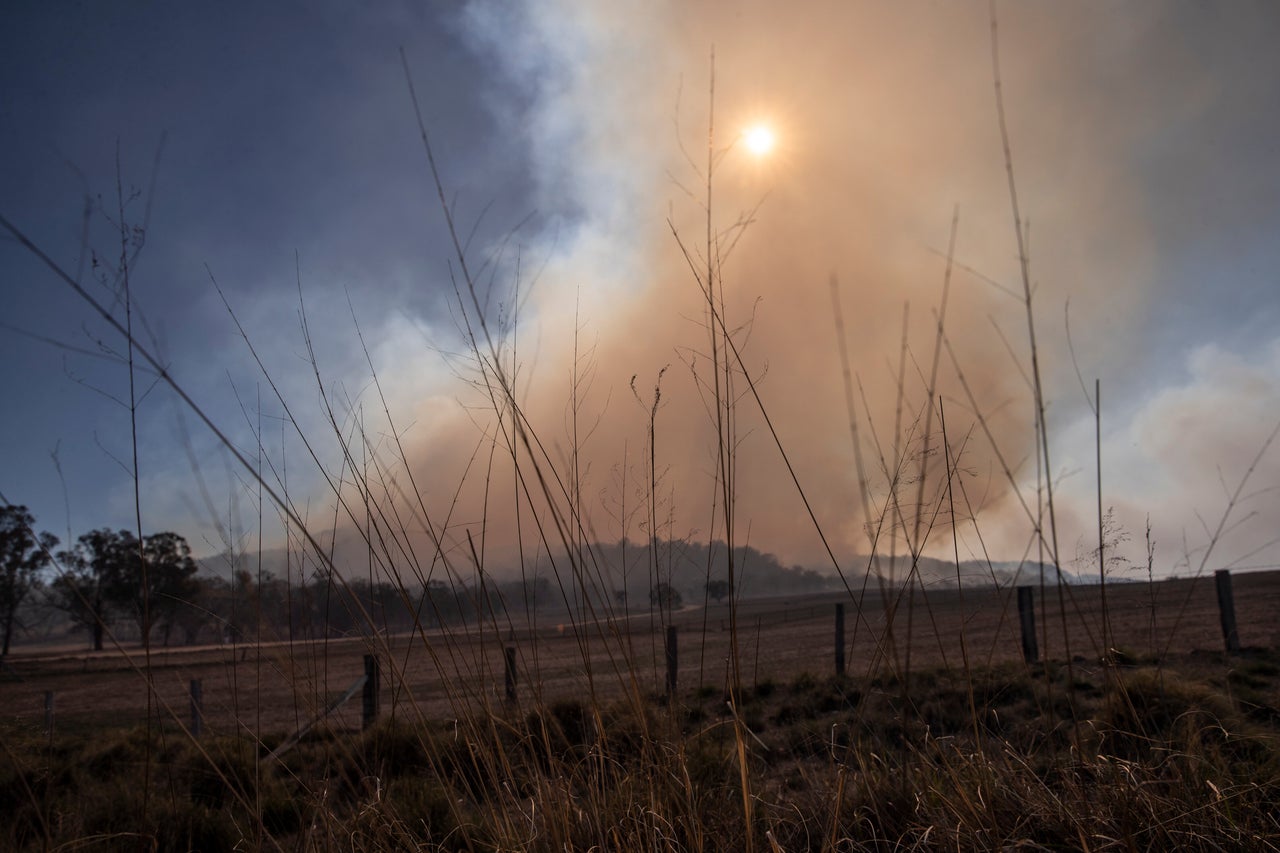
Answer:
[223,568,257,642]
[54,528,125,651]
[420,579,473,628]
[104,531,199,645]
[56,528,199,647]
[169,575,214,645]
[650,582,681,610]
[0,505,57,659]
[705,578,730,603]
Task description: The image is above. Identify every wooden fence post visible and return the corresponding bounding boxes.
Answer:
[834,603,846,676]
[504,645,517,704]
[189,679,203,737]
[1215,570,1241,654]
[665,625,678,697]
[1017,586,1039,664]
[362,654,380,730]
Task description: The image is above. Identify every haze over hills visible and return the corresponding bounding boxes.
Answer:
[196,533,1080,605]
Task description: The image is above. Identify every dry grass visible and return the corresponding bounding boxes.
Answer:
[4,648,1280,851]
[6,572,1280,735]
[3,13,1280,850]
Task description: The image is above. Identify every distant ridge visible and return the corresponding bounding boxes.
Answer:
[195,532,1083,603]
[850,554,1078,590]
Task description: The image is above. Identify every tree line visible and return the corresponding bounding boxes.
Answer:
[0,504,562,656]
[0,504,202,655]
[1,504,843,659]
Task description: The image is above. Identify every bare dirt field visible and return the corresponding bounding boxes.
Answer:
[4,570,1278,738]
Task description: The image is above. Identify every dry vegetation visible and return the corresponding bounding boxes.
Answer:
[4,648,1280,850]
[5,573,1280,734]
[4,576,1280,850]
[4,14,1280,852]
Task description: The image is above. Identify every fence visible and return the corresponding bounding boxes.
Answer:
[15,569,1277,737]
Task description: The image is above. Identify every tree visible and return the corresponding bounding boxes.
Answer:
[55,528,129,651]
[705,579,731,603]
[0,505,57,659]
[55,528,199,648]
[650,582,682,610]
[169,575,214,645]
[104,531,199,645]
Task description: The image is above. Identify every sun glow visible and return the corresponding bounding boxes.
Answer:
[743,124,776,156]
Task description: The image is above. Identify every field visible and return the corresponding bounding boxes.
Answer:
[4,7,1280,847]
[5,571,1280,850]
[5,570,1279,735]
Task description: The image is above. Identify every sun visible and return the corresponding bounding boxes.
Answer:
[742,124,776,157]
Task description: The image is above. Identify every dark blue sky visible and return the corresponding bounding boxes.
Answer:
[3,1,1279,577]
[2,1,539,548]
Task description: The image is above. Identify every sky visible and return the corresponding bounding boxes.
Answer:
[2,1,1279,584]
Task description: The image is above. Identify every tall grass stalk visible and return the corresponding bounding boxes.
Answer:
[3,22,1280,852]
[989,0,1082,739]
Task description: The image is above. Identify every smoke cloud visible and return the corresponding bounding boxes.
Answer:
[188,2,1280,580]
